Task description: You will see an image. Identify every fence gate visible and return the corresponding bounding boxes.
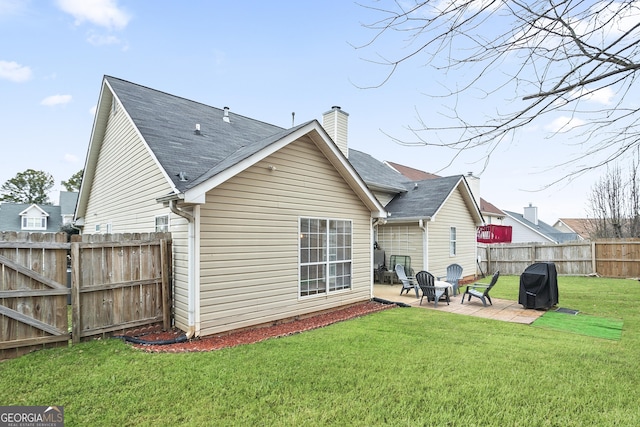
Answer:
[1,232,172,360]
[0,232,70,360]
[70,233,172,344]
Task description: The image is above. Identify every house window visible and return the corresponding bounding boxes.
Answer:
[95,224,101,232]
[22,216,46,230]
[450,227,457,256]
[105,223,112,233]
[299,218,352,297]
[155,215,169,232]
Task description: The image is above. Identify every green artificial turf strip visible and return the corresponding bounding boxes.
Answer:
[532,310,623,340]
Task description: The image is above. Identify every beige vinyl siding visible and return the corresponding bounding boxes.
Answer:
[376,186,478,281]
[82,103,174,234]
[81,101,195,330]
[197,136,372,336]
[372,191,396,207]
[376,224,423,274]
[169,214,190,332]
[428,187,478,280]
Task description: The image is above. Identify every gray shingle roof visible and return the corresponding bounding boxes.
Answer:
[505,210,579,243]
[105,76,288,192]
[385,176,464,219]
[347,149,408,192]
[0,203,63,232]
[347,148,471,220]
[59,191,78,215]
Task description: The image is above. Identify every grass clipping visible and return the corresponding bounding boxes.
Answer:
[532,310,623,340]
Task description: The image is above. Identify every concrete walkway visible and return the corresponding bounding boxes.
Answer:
[374,284,545,324]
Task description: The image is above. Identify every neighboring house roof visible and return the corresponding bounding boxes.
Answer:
[554,218,595,240]
[0,203,61,232]
[386,161,440,181]
[480,198,505,217]
[77,76,385,219]
[59,191,79,216]
[505,210,579,243]
[385,176,483,224]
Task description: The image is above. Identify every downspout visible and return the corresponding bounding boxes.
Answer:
[169,200,198,339]
[371,218,386,297]
[419,219,429,272]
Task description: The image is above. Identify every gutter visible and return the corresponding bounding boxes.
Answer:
[169,199,199,339]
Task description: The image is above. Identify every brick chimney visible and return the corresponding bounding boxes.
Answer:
[322,106,349,158]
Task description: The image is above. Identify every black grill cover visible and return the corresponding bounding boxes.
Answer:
[519,262,559,309]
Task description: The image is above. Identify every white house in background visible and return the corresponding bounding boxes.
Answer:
[504,204,579,244]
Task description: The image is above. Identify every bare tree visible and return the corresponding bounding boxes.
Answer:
[355,0,640,181]
[587,160,640,238]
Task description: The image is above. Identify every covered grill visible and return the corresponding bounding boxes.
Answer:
[519,262,559,309]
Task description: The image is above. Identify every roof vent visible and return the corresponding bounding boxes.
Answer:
[194,123,201,135]
[223,107,230,123]
[178,172,188,182]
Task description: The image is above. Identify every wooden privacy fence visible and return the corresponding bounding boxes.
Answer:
[0,232,69,360]
[478,239,640,278]
[0,232,172,360]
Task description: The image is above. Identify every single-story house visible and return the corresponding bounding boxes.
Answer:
[74,76,386,338]
[0,191,78,232]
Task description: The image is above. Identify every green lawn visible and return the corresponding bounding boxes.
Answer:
[1,275,639,426]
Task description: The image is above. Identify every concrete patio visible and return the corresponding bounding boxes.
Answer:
[373,284,545,324]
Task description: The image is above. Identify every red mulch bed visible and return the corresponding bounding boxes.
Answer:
[122,301,395,354]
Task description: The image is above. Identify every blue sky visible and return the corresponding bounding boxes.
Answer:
[0,0,619,223]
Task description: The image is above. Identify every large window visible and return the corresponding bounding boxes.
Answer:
[21,216,46,230]
[450,226,457,256]
[299,218,352,297]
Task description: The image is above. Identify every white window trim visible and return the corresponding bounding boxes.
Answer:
[155,214,170,232]
[21,216,47,230]
[298,217,353,299]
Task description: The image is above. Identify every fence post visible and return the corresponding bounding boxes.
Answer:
[71,241,81,344]
[592,241,597,275]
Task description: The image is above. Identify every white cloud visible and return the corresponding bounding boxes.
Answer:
[89,104,97,116]
[0,60,33,82]
[582,87,615,105]
[64,153,79,163]
[56,0,131,30]
[41,94,72,106]
[0,0,24,16]
[87,33,120,46]
[544,116,586,133]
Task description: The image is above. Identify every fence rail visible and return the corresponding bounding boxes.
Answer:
[478,239,640,277]
[1,232,171,360]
